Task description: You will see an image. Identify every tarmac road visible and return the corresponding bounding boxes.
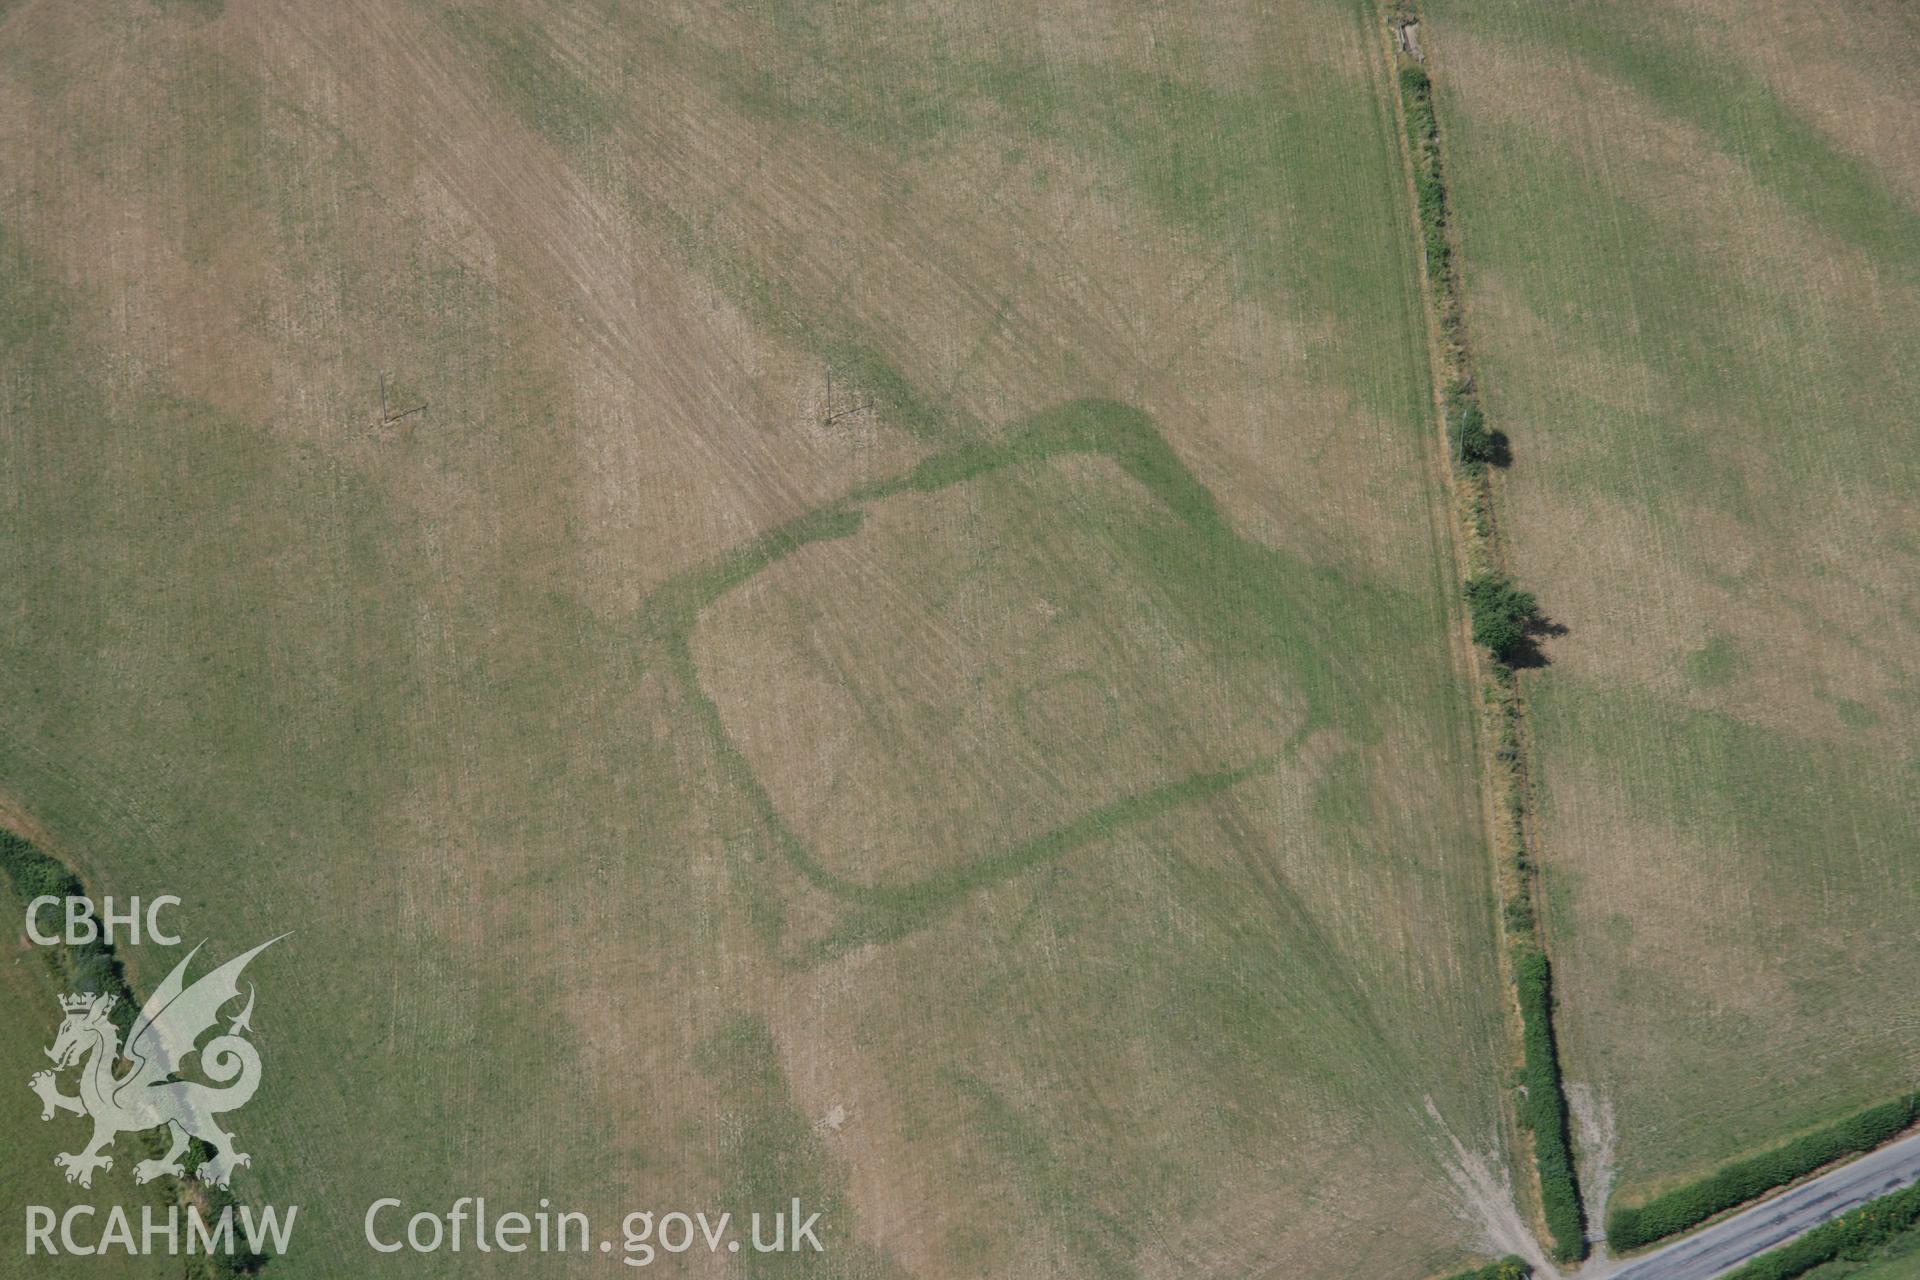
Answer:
[1608,1130,1920,1280]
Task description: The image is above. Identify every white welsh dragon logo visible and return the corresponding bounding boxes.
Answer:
[29,937,283,1189]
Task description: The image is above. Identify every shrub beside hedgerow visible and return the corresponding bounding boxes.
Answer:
[1399,38,1561,1271]
[0,827,81,899]
[1445,380,1505,469]
[0,830,128,999]
[1514,945,1587,1262]
[1399,66,1451,287]
[1442,1256,1531,1280]
[1400,71,1508,475]
[1464,573,1541,667]
[1721,1181,1920,1280]
[1608,1093,1920,1251]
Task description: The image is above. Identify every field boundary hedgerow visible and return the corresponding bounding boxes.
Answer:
[1608,1094,1920,1252]
[1375,1,1585,1264]
[1440,1254,1532,1280]
[1721,1181,1920,1280]
[0,829,273,1279]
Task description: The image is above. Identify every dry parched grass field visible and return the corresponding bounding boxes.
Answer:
[0,1,1523,1277]
[1424,0,1920,1215]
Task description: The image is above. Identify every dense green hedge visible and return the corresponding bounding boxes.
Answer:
[1445,380,1503,469]
[1514,945,1586,1262]
[1442,1255,1531,1280]
[0,827,80,897]
[1609,1094,1920,1251]
[0,830,129,1000]
[1399,65,1452,286]
[1722,1182,1920,1280]
[1464,573,1541,667]
[0,831,272,1277]
[1400,66,1512,476]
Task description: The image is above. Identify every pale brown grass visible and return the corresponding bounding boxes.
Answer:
[0,1,1508,1275]
[1427,0,1920,1202]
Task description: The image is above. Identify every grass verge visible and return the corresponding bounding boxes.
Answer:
[1723,1183,1920,1280]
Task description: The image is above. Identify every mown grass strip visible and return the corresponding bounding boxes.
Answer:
[1721,1181,1920,1280]
[1609,1094,1920,1251]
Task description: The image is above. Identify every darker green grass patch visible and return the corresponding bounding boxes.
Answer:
[1538,682,1918,883]
[696,1017,904,1277]
[1682,633,1746,689]
[693,9,1429,426]
[1553,7,1918,266]
[952,1074,1139,1280]
[440,7,623,152]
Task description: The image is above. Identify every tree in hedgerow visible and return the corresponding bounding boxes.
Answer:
[1444,380,1507,468]
[1451,401,1500,465]
[1464,573,1540,665]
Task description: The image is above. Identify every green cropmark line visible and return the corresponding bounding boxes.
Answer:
[1500,2,1920,267]
[636,396,1437,969]
[949,1072,1140,1280]
[694,1015,903,1278]
[803,761,1267,961]
[438,5,624,153]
